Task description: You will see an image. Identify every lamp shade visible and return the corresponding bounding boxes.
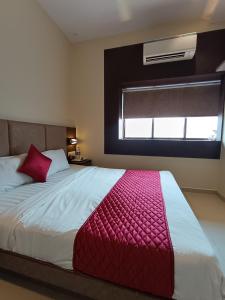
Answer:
[67,138,77,145]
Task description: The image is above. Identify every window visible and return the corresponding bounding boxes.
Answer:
[121,80,222,142]
[186,117,218,140]
[154,117,184,139]
[124,116,219,140]
[125,118,152,138]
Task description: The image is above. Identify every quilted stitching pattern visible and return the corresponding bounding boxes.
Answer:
[73,170,174,298]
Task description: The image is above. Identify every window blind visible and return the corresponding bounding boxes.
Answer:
[123,81,221,118]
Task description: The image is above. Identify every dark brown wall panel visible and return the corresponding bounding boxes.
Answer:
[104,28,225,158]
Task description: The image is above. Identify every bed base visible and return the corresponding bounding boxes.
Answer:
[0,249,160,300]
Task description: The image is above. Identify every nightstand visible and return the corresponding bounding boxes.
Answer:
[69,159,92,166]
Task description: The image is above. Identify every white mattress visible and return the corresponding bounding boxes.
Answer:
[0,165,224,300]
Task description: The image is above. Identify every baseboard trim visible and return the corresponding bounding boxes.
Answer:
[182,187,225,202]
[216,191,225,202]
[182,187,217,194]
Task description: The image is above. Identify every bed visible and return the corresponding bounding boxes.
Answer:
[0,119,224,300]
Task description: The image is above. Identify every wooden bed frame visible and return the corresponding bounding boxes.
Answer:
[0,249,159,300]
[0,119,159,300]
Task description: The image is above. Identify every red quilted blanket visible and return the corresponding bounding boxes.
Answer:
[73,170,174,298]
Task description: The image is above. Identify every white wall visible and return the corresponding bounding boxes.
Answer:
[0,0,73,126]
[71,20,225,190]
[0,1,224,192]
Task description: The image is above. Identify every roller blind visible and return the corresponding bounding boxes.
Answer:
[123,81,221,118]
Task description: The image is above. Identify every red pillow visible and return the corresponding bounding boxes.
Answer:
[18,144,52,182]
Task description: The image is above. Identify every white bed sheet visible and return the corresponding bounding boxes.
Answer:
[0,165,224,300]
[0,166,80,214]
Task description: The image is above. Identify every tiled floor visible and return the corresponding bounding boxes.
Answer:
[0,271,88,300]
[0,191,225,299]
[185,191,225,276]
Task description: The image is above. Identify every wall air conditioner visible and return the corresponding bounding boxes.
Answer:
[143,33,197,65]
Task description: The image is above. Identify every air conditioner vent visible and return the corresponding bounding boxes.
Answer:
[146,52,186,63]
[143,33,197,65]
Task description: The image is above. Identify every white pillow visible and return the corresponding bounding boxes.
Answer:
[0,154,33,192]
[43,149,69,177]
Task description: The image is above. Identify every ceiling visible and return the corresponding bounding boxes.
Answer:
[37,0,225,43]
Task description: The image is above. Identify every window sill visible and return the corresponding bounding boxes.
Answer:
[122,138,218,142]
[104,139,221,159]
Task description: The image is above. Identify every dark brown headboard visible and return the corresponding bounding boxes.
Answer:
[0,119,75,157]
